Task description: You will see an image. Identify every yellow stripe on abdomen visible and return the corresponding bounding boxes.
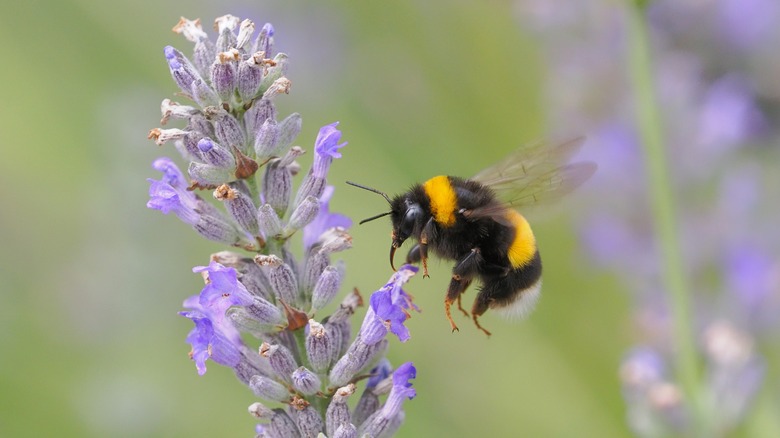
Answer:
[422,176,457,227]
[506,210,537,268]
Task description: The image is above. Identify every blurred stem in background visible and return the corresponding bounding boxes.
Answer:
[625,1,702,433]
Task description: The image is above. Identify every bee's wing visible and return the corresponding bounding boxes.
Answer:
[464,137,596,224]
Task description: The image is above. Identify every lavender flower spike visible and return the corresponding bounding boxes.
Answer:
[148,14,419,437]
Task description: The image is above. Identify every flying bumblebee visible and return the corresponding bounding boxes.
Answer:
[347,137,596,336]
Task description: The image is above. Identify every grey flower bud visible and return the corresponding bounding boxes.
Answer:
[262,161,292,217]
[302,251,329,296]
[186,113,214,137]
[260,54,288,94]
[278,146,305,168]
[277,112,302,150]
[164,46,201,97]
[353,391,380,428]
[326,321,352,362]
[318,228,353,255]
[268,409,300,438]
[214,15,239,52]
[328,339,388,388]
[192,39,216,79]
[291,367,322,396]
[236,19,255,50]
[255,255,298,304]
[245,98,276,143]
[194,214,242,245]
[254,118,280,159]
[210,49,239,101]
[227,295,285,335]
[238,54,264,102]
[326,384,355,437]
[188,162,233,187]
[260,342,298,384]
[285,196,320,235]
[295,404,324,438]
[256,23,275,58]
[249,374,290,402]
[306,320,333,373]
[190,78,220,107]
[214,184,259,236]
[360,410,404,438]
[333,423,358,438]
[209,109,247,153]
[248,401,275,419]
[294,174,326,210]
[234,347,272,385]
[198,138,236,169]
[258,204,283,238]
[311,265,343,312]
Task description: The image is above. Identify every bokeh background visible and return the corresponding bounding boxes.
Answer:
[1,0,778,437]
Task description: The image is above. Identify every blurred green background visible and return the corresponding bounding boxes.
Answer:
[0,0,631,436]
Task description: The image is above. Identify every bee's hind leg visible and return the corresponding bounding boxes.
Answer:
[444,248,482,332]
[470,283,494,337]
[445,275,472,333]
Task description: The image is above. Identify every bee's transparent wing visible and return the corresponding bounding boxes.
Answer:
[464,137,596,224]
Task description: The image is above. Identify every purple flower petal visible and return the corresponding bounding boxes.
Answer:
[192,261,254,331]
[147,158,200,225]
[179,310,241,375]
[314,122,347,159]
[359,265,419,344]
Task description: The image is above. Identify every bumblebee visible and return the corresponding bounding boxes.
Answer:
[347,138,596,335]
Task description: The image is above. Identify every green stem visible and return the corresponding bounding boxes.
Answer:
[625,0,702,430]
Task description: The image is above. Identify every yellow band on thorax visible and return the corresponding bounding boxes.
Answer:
[422,175,457,227]
[506,210,537,268]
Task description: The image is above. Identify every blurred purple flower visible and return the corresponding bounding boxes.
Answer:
[303,185,352,250]
[716,0,780,50]
[696,75,766,153]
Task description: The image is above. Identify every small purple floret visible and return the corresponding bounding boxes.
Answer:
[359,265,419,344]
[315,122,347,159]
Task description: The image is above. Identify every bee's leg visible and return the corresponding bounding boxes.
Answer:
[455,294,469,317]
[445,275,472,333]
[471,283,494,337]
[418,218,434,278]
[444,248,482,332]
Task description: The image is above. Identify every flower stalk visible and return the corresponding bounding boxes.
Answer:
[625,2,701,431]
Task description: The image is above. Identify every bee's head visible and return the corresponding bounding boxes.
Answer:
[346,181,421,271]
[389,196,422,248]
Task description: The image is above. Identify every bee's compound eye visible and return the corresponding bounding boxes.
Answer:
[401,204,421,236]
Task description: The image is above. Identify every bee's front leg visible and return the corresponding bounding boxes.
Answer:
[418,218,434,278]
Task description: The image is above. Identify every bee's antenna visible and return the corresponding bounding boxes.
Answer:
[358,211,392,225]
[346,181,392,204]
